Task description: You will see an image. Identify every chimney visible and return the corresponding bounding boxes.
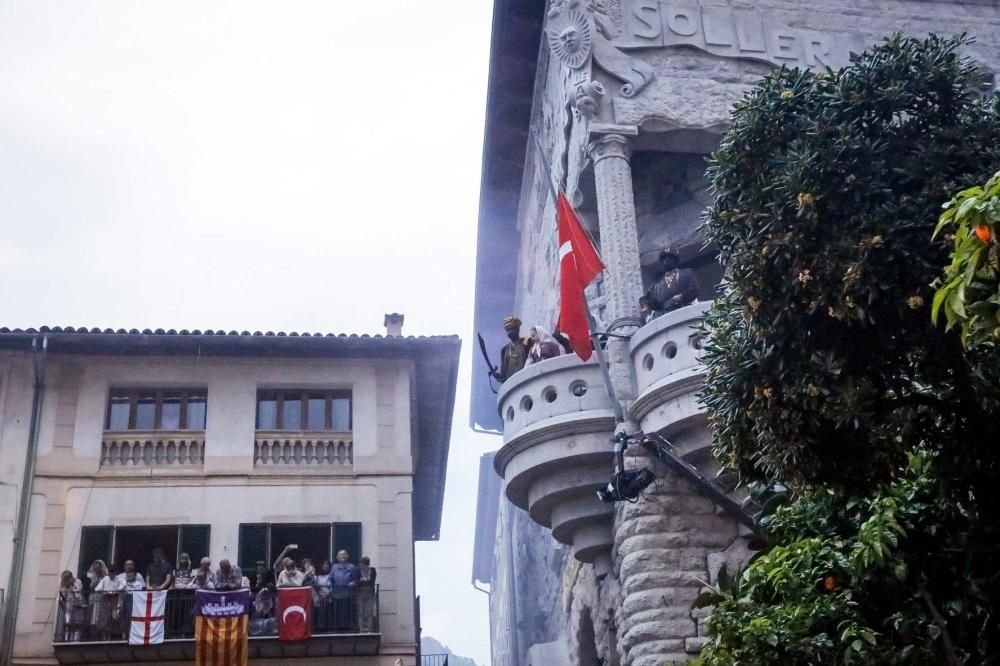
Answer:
[384,313,405,337]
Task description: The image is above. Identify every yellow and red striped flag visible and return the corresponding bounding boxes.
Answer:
[195,590,251,666]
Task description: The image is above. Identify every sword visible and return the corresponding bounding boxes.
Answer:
[477,333,499,379]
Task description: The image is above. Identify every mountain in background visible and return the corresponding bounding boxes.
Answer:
[421,636,482,666]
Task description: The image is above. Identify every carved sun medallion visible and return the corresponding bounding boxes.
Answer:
[546,8,592,70]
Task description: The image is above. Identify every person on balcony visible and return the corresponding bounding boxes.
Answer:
[643,248,700,318]
[300,558,317,586]
[277,557,305,587]
[249,560,275,595]
[116,560,145,591]
[491,316,531,382]
[526,326,572,364]
[146,547,174,591]
[356,556,377,633]
[59,570,85,641]
[193,557,214,589]
[211,559,244,591]
[87,560,117,640]
[172,552,197,589]
[313,560,333,631]
[330,550,359,630]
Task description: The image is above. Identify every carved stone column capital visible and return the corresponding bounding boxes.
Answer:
[587,124,638,164]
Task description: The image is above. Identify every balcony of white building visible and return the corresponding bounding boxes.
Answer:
[52,587,381,664]
[493,302,715,572]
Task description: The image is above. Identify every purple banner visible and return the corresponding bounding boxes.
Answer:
[195,590,252,617]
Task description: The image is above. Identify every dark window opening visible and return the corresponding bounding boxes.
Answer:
[105,388,208,431]
[255,389,352,431]
[237,522,363,571]
[77,524,210,582]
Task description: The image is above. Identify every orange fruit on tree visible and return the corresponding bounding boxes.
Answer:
[976,223,992,243]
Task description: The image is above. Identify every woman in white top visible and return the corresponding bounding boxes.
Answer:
[59,570,85,641]
[87,560,116,638]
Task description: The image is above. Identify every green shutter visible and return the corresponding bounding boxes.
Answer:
[78,526,113,580]
[333,523,363,564]
[238,523,269,570]
[178,525,211,565]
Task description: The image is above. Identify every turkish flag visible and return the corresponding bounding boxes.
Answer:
[556,191,604,361]
[277,587,312,641]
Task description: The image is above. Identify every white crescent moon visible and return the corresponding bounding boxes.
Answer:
[282,605,306,622]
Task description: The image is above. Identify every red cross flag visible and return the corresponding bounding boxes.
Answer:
[129,590,166,645]
[556,191,604,361]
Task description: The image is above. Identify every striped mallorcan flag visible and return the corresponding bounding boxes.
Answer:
[195,590,251,666]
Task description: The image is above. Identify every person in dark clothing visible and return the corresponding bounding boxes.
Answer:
[146,548,174,591]
[248,561,275,595]
[643,249,700,316]
[356,556,377,633]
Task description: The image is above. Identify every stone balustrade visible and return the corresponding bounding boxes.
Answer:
[629,301,713,465]
[253,431,353,468]
[495,354,618,574]
[100,432,204,468]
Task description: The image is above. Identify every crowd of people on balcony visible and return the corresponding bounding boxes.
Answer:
[57,545,377,641]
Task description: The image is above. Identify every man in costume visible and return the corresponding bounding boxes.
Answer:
[643,248,700,318]
[492,316,532,382]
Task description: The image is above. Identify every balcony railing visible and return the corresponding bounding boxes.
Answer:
[100,432,205,469]
[422,655,449,666]
[253,431,353,468]
[54,587,379,661]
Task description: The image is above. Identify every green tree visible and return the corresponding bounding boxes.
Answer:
[696,34,1000,665]
[932,171,1000,347]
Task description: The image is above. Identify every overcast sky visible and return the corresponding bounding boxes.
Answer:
[0,1,496,663]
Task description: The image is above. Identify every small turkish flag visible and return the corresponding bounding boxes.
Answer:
[277,587,312,641]
[556,191,604,361]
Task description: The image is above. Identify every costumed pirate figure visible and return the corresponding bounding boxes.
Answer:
[643,248,700,320]
[491,316,533,382]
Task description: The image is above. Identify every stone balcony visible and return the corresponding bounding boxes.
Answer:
[494,302,715,572]
[494,354,617,575]
[629,302,714,466]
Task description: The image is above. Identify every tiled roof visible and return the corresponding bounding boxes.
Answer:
[0,325,456,340]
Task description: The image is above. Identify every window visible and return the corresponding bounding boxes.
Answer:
[255,390,352,431]
[104,388,208,431]
[237,522,362,570]
[77,524,210,580]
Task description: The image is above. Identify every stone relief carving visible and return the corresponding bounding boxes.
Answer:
[546,0,655,105]
[547,6,593,69]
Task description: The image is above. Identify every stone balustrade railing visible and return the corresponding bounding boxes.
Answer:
[495,354,618,574]
[253,431,353,468]
[100,432,205,468]
[629,301,713,463]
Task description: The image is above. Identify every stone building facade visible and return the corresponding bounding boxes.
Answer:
[471,1,1000,665]
[0,321,459,666]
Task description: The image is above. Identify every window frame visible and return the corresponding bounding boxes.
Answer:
[255,389,352,431]
[105,388,208,431]
[77,523,211,579]
[236,521,363,571]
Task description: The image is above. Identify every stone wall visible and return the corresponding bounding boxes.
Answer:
[491,1,1000,664]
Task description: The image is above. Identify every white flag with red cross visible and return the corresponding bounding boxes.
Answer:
[129,590,166,645]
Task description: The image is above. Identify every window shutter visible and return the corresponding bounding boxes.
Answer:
[333,523,363,564]
[78,526,113,581]
[179,525,211,565]
[238,523,269,570]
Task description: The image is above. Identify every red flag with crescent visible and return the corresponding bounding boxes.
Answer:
[556,191,603,361]
[277,587,312,641]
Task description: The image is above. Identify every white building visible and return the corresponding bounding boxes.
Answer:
[471,1,1000,665]
[0,317,459,666]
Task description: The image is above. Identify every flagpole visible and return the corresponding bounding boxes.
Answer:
[531,126,626,424]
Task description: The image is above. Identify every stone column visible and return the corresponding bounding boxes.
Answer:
[587,124,643,418]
